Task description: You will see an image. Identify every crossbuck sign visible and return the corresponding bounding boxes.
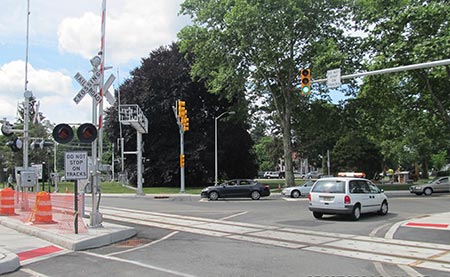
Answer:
[73,71,102,104]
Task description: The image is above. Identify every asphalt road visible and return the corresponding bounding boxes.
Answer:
[9,191,450,277]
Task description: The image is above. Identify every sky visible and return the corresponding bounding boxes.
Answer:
[0,0,190,125]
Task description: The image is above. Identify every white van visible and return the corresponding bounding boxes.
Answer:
[308,177,388,221]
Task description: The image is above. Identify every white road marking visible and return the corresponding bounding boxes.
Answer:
[20,268,50,277]
[369,223,390,237]
[84,251,197,277]
[108,231,179,256]
[398,264,425,276]
[220,211,248,220]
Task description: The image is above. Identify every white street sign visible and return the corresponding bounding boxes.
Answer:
[65,152,88,180]
[327,68,341,88]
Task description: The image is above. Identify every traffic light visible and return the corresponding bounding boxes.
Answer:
[52,123,74,144]
[6,138,23,152]
[77,123,98,143]
[177,100,189,132]
[180,154,185,168]
[177,100,186,118]
[300,68,311,95]
[182,117,189,131]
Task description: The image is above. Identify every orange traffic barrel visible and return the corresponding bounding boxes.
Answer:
[33,192,56,224]
[0,188,16,216]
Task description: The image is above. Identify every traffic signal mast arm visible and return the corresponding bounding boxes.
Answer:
[310,59,450,84]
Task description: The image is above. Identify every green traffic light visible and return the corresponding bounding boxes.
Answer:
[302,86,310,94]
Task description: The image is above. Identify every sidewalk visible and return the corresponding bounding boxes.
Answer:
[0,215,136,274]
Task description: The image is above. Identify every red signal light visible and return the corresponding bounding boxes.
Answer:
[52,123,74,144]
[77,123,98,143]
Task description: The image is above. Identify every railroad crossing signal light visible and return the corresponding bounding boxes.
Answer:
[300,68,311,95]
[52,123,97,144]
[180,154,185,168]
[1,122,14,137]
[6,138,23,152]
[31,140,53,150]
[77,123,98,143]
[52,123,74,144]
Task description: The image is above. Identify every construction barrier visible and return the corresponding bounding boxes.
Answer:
[0,188,16,216]
[32,192,56,224]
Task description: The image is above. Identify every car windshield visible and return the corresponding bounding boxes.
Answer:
[312,180,345,193]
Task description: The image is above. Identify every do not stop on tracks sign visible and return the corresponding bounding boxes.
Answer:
[65,152,88,180]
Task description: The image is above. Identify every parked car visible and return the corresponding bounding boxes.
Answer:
[306,171,323,179]
[409,177,450,196]
[308,177,388,221]
[293,172,305,179]
[201,179,271,200]
[264,171,280,179]
[281,180,314,198]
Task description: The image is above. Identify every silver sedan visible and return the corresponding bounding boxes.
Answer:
[281,180,315,198]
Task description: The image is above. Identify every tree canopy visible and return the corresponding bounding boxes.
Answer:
[179,0,362,185]
[104,44,257,187]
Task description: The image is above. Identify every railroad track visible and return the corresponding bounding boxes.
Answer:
[99,206,450,273]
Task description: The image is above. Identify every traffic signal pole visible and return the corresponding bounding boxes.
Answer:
[180,128,185,193]
[173,100,189,193]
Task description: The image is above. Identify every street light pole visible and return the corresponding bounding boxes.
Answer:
[214,111,235,186]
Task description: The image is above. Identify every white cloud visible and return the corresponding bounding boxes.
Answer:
[0,0,190,125]
[57,0,188,65]
[0,60,91,124]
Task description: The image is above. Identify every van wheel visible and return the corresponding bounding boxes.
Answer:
[378,201,388,215]
[313,212,323,219]
[350,205,361,221]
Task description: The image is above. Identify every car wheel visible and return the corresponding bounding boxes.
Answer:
[251,190,261,200]
[350,205,361,221]
[208,191,219,201]
[291,190,301,198]
[378,201,388,215]
[313,212,323,219]
[423,187,433,196]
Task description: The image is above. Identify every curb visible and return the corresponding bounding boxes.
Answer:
[0,247,20,275]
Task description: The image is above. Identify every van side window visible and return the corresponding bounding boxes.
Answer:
[350,181,363,193]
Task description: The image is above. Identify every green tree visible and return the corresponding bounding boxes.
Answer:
[332,132,383,179]
[104,44,257,187]
[431,150,447,172]
[352,0,450,177]
[178,0,362,186]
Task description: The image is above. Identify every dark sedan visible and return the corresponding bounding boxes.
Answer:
[201,179,271,200]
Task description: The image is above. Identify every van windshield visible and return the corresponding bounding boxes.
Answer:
[312,180,345,193]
